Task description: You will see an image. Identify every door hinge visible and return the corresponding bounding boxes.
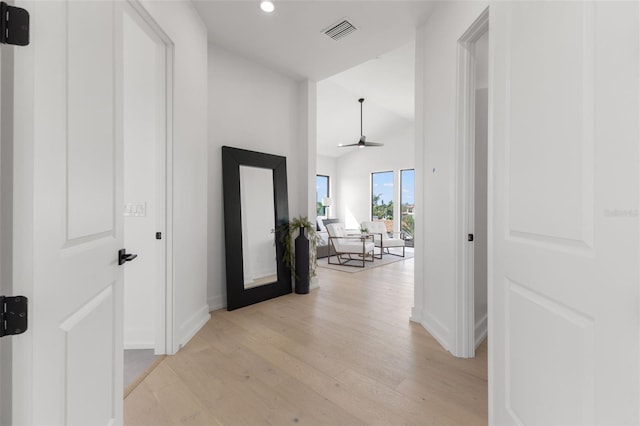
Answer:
[0,295,28,337]
[468,233,474,242]
[0,2,29,46]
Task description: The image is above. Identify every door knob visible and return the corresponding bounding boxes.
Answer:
[118,248,138,265]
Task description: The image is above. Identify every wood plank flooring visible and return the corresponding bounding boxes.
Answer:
[124,257,488,425]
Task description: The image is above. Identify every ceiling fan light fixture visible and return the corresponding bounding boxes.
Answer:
[259,1,275,13]
[337,98,384,149]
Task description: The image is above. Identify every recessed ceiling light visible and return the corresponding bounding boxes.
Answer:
[260,1,275,13]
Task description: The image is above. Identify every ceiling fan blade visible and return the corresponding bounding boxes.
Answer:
[338,143,360,147]
[364,142,384,147]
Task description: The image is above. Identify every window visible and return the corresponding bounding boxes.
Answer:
[400,169,415,247]
[371,171,394,222]
[316,175,329,216]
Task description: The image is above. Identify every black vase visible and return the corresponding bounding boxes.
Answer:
[294,226,310,294]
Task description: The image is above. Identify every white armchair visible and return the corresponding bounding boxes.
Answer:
[361,221,405,258]
[325,223,375,267]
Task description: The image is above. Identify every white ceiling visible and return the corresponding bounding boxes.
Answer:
[192,1,429,158]
[192,0,434,81]
[317,41,415,158]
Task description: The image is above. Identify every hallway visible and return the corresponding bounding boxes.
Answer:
[125,258,487,425]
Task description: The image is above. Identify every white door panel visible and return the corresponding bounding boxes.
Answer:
[67,0,116,240]
[62,285,116,425]
[491,2,639,425]
[13,1,123,424]
[507,3,593,248]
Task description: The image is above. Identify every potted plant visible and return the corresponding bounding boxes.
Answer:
[360,225,369,234]
[280,216,318,294]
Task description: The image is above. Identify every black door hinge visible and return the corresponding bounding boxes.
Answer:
[468,233,474,242]
[0,2,29,46]
[0,295,28,337]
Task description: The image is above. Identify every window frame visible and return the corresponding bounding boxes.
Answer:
[400,168,415,242]
[370,170,394,221]
[316,174,330,217]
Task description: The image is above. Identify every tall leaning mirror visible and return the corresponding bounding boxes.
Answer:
[222,146,291,310]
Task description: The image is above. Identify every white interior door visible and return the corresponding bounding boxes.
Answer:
[490,2,639,424]
[12,1,125,424]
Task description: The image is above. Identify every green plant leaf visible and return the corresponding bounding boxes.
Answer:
[278,216,319,283]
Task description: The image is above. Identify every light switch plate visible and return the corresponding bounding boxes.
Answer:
[124,202,147,217]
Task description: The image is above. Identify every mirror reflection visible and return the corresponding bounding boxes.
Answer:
[239,165,277,289]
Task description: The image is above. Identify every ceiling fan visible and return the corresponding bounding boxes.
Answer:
[338,98,384,149]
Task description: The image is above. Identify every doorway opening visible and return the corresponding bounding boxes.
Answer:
[315,40,417,293]
[454,8,489,358]
[121,0,174,391]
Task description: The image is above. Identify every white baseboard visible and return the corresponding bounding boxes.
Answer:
[207,283,318,312]
[208,294,226,312]
[124,342,155,350]
[124,328,154,350]
[410,305,423,323]
[178,304,210,349]
[421,311,451,353]
[475,313,488,349]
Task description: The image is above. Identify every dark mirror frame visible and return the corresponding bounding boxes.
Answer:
[222,146,291,310]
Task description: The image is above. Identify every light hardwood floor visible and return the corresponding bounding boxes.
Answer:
[124,257,488,425]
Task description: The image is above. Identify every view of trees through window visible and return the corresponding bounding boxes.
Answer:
[371,171,394,231]
[370,170,415,246]
[316,175,329,216]
[401,169,415,247]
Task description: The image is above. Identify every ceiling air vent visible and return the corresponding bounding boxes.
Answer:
[323,19,357,41]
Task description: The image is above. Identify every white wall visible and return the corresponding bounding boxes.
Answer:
[413,1,489,351]
[138,0,209,351]
[335,124,414,230]
[298,81,317,225]
[122,11,162,350]
[208,44,308,310]
[316,155,337,218]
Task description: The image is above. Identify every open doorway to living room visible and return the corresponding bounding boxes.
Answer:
[315,41,415,278]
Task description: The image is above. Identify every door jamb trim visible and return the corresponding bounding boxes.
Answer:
[453,7,489,359]
[124,0,176,355]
